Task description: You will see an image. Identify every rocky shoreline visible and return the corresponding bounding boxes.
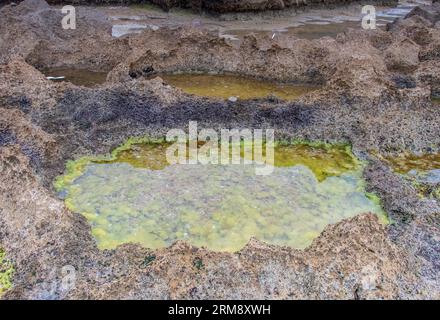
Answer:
[0,0,439,299]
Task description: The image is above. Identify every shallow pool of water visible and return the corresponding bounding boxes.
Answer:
[432,96,440,105]
[42,68,108,87]
[384,152,440,174]
[384,151,440,198]
[159,74,320,100]
[57,142,386,251]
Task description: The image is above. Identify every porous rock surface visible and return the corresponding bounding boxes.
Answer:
[0,0,439,299]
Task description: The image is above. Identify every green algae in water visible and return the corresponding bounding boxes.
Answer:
[383,152,440,200]
[98,142,172,171]
[58,142,387,252]
[432,96,440,105]
[159,74,320,100]
[384,152,440,174]
[97,142,358,182]
[225,21,362,42]
[0,248,13,296]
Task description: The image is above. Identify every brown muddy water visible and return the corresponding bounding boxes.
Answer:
[159,74,320,100]
[42,68,108,87]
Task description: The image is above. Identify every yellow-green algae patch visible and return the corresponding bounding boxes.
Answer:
[97,141,359,182]
[0,248,14,296]
[159,73,320,100]
[383,152,440,174]
[381,152,440,200]
[54,137,165,192]
[56,140,387,252]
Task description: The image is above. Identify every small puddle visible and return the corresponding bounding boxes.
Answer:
[432,96,440,105]
[383,152,440,198]
[158,74,320,100]
[42,68,108,87]
[56,141,387,251]
[384,152,440,174]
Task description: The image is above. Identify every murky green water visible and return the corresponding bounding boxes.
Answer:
[42,68,108,87]
[57,142,386,251]
[159,74,320,100]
